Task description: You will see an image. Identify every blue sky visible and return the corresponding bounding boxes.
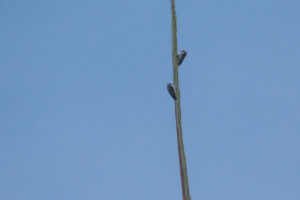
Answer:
[1,0,300,199]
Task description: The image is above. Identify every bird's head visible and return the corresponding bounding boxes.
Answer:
[180,50,187,56]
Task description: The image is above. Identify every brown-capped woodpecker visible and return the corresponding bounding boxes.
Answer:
[167,83,177,100]
[177,50,187,66]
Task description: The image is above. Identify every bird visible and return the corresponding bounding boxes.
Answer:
[167,83,177,100]
[177,50,187,66]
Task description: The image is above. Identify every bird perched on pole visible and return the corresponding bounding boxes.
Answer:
[177,50,187,66]
[167,83,177,100]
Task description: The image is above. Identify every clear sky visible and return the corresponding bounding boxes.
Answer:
[1,0,300,199]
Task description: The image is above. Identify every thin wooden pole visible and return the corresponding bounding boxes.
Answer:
[170,0,191,199]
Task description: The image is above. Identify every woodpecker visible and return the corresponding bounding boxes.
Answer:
[167,83,177,100]
[177,50,187,66]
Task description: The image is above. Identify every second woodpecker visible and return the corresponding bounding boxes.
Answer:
[167,83,177,100]
[177,50,187,66]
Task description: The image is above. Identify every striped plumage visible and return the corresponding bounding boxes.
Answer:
[167,83,177,100]
[177,50,187,66]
